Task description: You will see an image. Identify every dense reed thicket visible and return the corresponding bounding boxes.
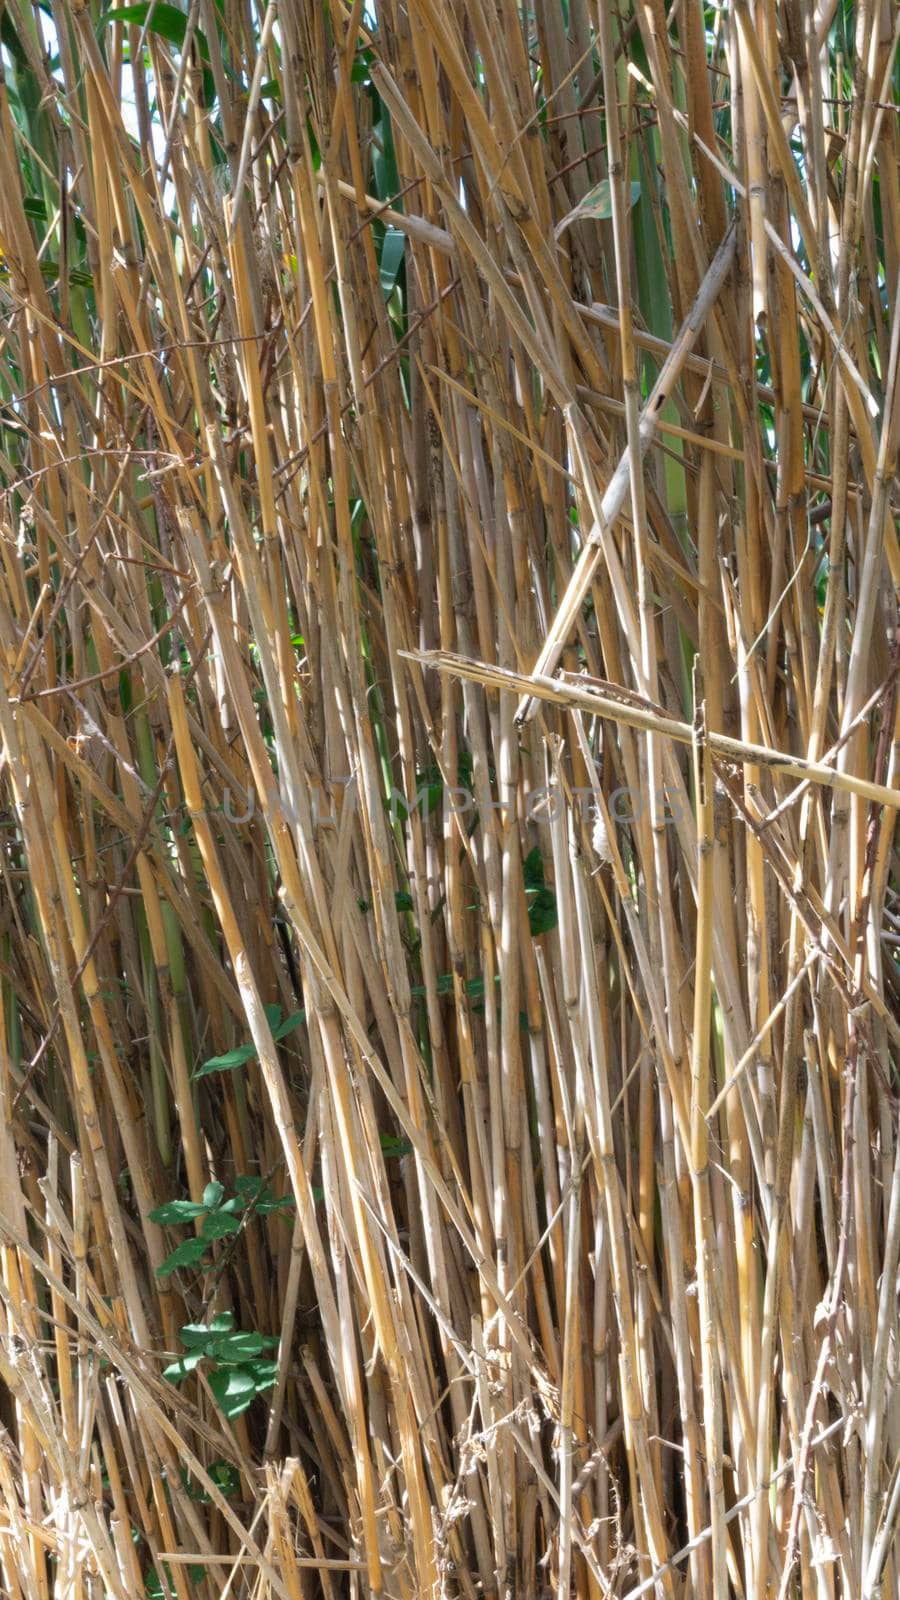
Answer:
[0,1,897,1597]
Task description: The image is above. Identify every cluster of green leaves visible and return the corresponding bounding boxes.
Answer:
[192,1002,305,1079]
[163,1311,279,1420]
[149,1176,294,1278]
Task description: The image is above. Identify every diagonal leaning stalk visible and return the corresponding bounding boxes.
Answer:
[514,222,738,725]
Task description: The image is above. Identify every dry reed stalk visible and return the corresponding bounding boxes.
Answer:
[0,1,896,1598]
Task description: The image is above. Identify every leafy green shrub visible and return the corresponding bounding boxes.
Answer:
[163,1311,279,1420]
[149,1176,294,1278]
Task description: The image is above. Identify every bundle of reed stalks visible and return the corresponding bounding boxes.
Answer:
[0,1,897,1597]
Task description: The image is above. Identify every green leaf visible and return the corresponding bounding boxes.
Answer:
[234,1175,264,1198]
[350,49,374,83]
[456,750,475,789]
[155,1237,210,1278]
[263,1002,282,1029]
[179,1465,209,1502]
[418,766,443,816]
[523,850,557,935]
[199,1209,241,1240]
[209,1331,279,1361]
[394,890,414,912]
[306,118,322,172]
[103,6,218,104]
[162,1351,205,1384]
[554,179,641,239]
[146,1561,205,1597]
[207,1364,258,1419]
[0,13,27,64]
[208,1460,241,1497]
[28,260,92,288]
[202,1180,224,1210]
[527,885,558,937]
[245,1359,279,1386]
[144,1564,172,1600]
[148,1200,207,1225]
[380,1133,414,1158]
[523,847,545,890]
[255,1190,295,1216]
[379,226,405,297]
[222,1179,290,1215]
[371,103,399,198]
[179,1314,235,1349]
[410,970,455,998]
[273,1008,305,1041]
[193,1042,257,1078]
[102,4,211,62]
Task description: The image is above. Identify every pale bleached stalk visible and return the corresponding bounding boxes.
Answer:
[689,690,728,1598]
[515,222,738,724]
[411,650,900,812]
